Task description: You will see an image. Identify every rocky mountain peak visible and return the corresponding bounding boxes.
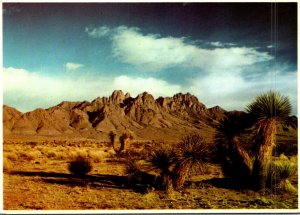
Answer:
[109,90,125,104]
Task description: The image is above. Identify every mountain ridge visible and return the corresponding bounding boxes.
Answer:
[4,90,231,142]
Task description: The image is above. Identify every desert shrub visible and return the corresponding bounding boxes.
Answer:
[147,143,177,193]
[6,152,18,161]
[87,150,104,163]
[3,157,12,172]
[68,155,93,177]
[18,151,41,161]
[126,158,147,185]
[267,160,297,193]
[173,134,209,190]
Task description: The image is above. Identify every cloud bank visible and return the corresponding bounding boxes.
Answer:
[3,67,181,112]
[87,26,273,72]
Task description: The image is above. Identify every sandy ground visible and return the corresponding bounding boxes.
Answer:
[3,138,298,210]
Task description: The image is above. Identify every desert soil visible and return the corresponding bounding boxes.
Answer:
[3,137,298,210]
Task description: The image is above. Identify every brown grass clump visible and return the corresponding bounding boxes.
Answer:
[267,159,297,193]
[18,151,41,161]
[6,152,18,161]
[3,157,12,172]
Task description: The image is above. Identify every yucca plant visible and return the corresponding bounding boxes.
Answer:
[172,134,208,190]
[119,130,134,152]
[125,158,144,185]
[147,143,177,193]
[125,158,156,187]
[246,91,292,190]
[109,131,121,154]
[215,113,253,182]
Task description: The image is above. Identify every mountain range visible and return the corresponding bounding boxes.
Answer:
[1,90,260,142]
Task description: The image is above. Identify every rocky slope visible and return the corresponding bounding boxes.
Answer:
[3,90,229,142]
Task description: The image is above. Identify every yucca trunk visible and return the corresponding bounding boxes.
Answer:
[119,136,129,152]
[173,161,191,190]
[253,119,276,190]
[231,136,253,178]
[162,173,173,193]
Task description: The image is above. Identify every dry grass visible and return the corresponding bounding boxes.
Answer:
[3,156,12,172]
[3,138,298,210]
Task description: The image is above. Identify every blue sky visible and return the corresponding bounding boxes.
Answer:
[3,3,298,115]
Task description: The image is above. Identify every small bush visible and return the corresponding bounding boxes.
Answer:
[267,160,297,193]
[268,160,297,182]
[18,151,41,161]
[6,152,18,161]
[3,157,12,172]
[68,155,93,177]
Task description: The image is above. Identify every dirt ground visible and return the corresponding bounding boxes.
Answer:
[3,137,298,211]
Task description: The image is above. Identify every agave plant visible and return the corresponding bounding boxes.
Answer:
[246,91,292,190]
[147,143,177,193]
[172,134,208,190]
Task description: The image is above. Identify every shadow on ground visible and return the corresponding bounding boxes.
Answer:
[11,170,129,190]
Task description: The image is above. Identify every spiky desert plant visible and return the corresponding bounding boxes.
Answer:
[246,91,292,190]
[215,113,253,181]
[68,154,93,178]
[125,158,154,186]
[172,134,209,190]
[119,130,134,152]
[267,160,297,193]
[109,131,122,154]
[148,143,177,193]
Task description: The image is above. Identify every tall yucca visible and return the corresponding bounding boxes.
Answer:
[148,143,177,193]
[173,134,208,190]
[246,91,292,190]
[215,114,253,181]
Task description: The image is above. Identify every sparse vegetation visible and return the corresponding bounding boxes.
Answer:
[3,134,298,209]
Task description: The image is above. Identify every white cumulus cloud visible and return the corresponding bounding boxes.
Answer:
[65,62,84,71]
[85,26,111,38]
[187,69,297,115]
[110,26,273,72]
[85,25,273,72]
[113,75,182,98]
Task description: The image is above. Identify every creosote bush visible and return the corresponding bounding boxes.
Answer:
[68,155,93,177]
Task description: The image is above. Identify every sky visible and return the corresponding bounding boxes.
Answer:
[2,3,298,115]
